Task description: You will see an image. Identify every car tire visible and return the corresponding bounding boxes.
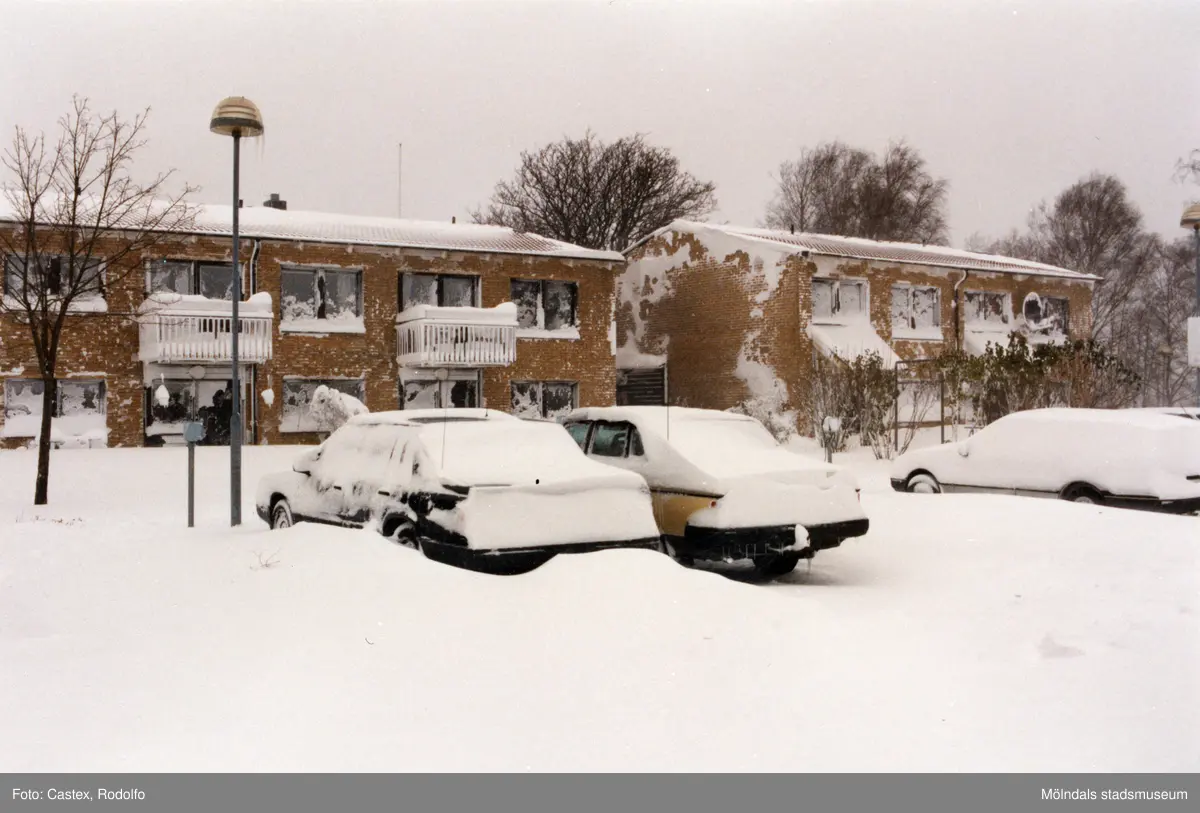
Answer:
[270,499,295,530]
[906,473,941,494]
[1062,484,1104,506]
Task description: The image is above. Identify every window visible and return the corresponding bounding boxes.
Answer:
[891,285,941,339]
[510,381,577,421]
[589,423,631,457]
[281,378,366,433]
[2,378,106,440]
[510,279,578,332]
[1028,295,1069,334]
[4,254,105,303]
[400,378,478,409]
[964,291,1012,330]
[400,272,478,310]
[811,278,867,322]
[279,266,363,331]
[146,259,242,300]
[145,380,194,427]
[564,421,591,450]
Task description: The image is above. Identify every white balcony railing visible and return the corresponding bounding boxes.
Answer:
[138,293,274,364]
[396,302,518,368]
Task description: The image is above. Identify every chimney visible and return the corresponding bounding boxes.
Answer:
[790,223,795,234]
[238,199,243,208]
[451,216,456,224]
[263,193,287,210]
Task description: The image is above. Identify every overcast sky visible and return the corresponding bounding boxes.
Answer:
[3,0,1198,247]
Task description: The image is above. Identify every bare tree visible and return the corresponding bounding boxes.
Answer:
[765,140,949,245]
[1,97,195,505]
[472,130,716,252]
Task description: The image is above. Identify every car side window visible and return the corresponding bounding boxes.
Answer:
[589,422,631,457]
[564,421,591,451]
[629,427,645,457]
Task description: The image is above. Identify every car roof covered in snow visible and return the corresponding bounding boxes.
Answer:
[348,409,518,427]
[566,406,759,437]
[994,407,1200,431]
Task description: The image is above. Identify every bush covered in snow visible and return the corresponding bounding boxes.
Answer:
[803,351,899,460]
[308,384,368,434]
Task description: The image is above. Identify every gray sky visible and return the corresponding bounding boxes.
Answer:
[3,0,1198,246]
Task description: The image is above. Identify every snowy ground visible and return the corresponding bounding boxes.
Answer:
[1,437,1197,772]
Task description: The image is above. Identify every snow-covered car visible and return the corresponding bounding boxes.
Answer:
[890,408,1200,513]
[562,407,869,578]
[256,409,661,574]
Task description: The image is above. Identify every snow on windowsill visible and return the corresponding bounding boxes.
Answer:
[140,292,274,315]
[3,295,108,314]
[1,414,109,441]
[616,345,667,369]
[397,301,518,326]
[892,329,944,342]
[517,326,581,341]
[281,317,366,335]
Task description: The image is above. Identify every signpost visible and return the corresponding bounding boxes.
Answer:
[183,421,206,527]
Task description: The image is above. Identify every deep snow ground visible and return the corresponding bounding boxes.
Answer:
[0,442,1197,772]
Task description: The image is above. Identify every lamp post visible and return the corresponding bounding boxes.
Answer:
[210,97,264,526]
[1180,203,1200,408]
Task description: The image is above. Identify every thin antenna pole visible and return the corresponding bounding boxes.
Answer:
[398,142,403,218]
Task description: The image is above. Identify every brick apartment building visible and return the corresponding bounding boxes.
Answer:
[0,196,624,448]
[614,220,1096,423]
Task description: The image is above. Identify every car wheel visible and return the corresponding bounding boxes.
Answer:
[906,473,941,494]
[270,499,295,530]
[1062,484,1103,505]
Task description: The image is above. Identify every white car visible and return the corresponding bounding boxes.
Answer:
[563,406,869,578]
[890,407,1200,514]
[256,409,661,574]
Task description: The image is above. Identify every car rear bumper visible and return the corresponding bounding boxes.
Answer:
[673,517,869,563]
[1105,494,1200,514]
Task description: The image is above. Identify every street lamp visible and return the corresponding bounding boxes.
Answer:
[1180,203,1200,408]
[210,96,264,526]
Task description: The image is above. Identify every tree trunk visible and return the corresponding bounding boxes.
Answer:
[34,376,57,505]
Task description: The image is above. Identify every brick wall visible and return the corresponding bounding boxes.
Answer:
[619,226,1095,433]
[1,227,620,448]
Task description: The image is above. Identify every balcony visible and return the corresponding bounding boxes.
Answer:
[396,302,517,368]
[138,293,274,365]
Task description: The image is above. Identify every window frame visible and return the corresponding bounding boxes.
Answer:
[1040,295,1070,335]
[509,380,579,421]
[144,258,246,299]
[811,277,868,324]
[509,278,580,334]
[4,253,107,304]
[278,264,365,331]
[963,290,1013,332]
[279,377,367,434]
[890,283,942,341]
[399,271,481,311]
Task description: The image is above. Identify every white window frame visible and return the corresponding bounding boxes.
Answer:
[399,272,481,311]
[279,265,365,334]
[2,377,107,443]
[890,283,942,341]
[811,277,868,325]
[510,278,580,339]
[510,380,578,421]
[280,376,366,433]
[145,258,244,300]
[398,369,482,409]
[964,290,1013,333]
[4,253,107,312]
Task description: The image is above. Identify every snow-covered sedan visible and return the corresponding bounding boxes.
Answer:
[563,407,869,578]
[256,409,661,574]
[890,408,1200,513]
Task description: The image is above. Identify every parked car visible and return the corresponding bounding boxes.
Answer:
[890,408,1200,514]
[256,409,662,574]
[562,406,869,578]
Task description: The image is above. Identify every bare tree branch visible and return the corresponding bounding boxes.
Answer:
[471,130,717,251]
[1,96,197,505]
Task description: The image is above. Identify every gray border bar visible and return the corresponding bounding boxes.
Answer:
[3,773,1197,813]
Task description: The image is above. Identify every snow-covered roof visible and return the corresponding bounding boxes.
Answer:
[0,195,624,263]
[632,220,1095,281]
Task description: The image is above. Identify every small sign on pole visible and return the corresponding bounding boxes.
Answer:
[183,421,206,527]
